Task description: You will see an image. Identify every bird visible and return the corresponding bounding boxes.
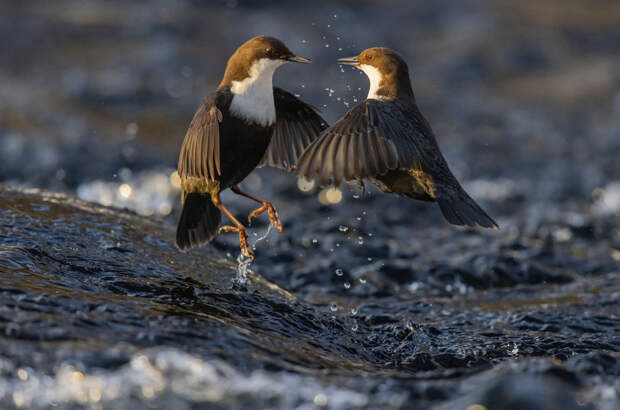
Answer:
[296,47,498,230]
[175,36,328,258]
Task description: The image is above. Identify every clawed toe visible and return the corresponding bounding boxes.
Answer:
[248,202,283,232]
[217,225,254,259]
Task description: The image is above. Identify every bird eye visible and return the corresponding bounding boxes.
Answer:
[367,55,373,60]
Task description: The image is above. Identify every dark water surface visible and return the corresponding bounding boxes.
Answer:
[1,0,620,409]
[1,186,618,409]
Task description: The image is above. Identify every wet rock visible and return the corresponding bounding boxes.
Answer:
[1,169,619,409]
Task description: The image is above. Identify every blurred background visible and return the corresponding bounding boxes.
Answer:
[1,1,619,408]
[1,0,619,225]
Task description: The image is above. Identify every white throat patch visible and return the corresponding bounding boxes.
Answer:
[229,58,286,126]
[359,64,384,100]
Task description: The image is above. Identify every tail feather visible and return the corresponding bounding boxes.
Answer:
[437,191,499,230]
[175,193,222,251]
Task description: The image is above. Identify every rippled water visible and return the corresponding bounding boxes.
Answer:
[1,0,620,408]
[0,187,618,409]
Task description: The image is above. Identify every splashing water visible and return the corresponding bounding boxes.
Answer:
[253,224,274,247]
[235,253,252,285]
[235,225,274,284]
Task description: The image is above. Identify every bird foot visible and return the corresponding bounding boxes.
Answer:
[248,202,283,232]
[217,225,254,259]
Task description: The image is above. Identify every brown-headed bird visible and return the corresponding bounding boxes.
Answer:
[176,36,328,258]
[296,47,498,229]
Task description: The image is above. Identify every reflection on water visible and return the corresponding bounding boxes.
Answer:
[76,169,179,216]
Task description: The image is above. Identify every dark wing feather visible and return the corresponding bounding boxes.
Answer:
[178,90,229,181]
[259,87,328,172]
[296,100,422,186]
[296,98,499,229]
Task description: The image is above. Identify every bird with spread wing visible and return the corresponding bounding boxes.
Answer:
[176,36,327,258]
[297,47,498,230]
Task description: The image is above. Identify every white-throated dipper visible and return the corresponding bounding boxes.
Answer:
[296,47,498,229]
[176,36,328,258]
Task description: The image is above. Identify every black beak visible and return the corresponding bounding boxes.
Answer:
[286,55,311,64]
[337,56,359,66]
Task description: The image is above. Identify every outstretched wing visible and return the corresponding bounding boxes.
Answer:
[178,90,231,181]
[259,87,328,172]
[296,99,499,229]
[296,99,437,186]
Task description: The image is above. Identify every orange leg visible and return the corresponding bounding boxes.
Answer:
[211,192,253,259]
[230,185,283,232]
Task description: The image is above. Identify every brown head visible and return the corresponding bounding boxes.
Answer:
[220,36,310,87]
[338,47,414,101]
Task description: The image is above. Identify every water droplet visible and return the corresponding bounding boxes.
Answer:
[368,232,373,237]
[352,321,358,332]
[336,243,341,247]
[351,307,358,315]
[352,194,359,199]
[330,302,338,312]
[359,277,367,284]
[312,238,318,244]
[357,237,364,245]
[356,216,362,221]
[339,225,349,232]
[367,257,373,261]
[335,268,343,276]
[344,282,351,289]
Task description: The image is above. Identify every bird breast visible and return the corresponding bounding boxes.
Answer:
[229,58,285,126]
[359,64,385,100]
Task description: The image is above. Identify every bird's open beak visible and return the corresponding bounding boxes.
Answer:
[286,55,311,64]
[338,56,359,66]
